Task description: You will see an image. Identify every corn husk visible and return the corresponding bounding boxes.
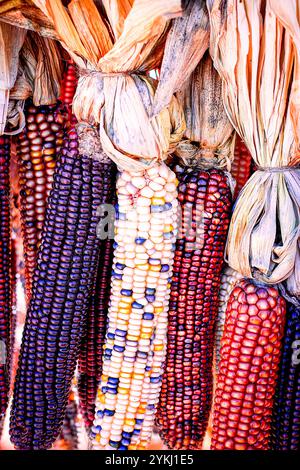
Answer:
[28,0,185,171]
[20,30,63,105]
[175,51,235,172]
[0,0,57,38]
[4,68,30,134]
[0,20,26,134]
[153,0,210,116]
[210,0,300,294]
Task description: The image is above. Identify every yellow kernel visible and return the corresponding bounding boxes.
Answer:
[140,332,151,339]
[154,344,164,351]
[164,225,173,232]
[150,265,161,272]
[152,197,165,205]
[127,334,139,341]
[154,306,164,313]
[119,307,130,314]
[125,418,135,426]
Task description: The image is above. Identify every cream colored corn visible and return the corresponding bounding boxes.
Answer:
[215,266,242,369]
[91,163,178,450]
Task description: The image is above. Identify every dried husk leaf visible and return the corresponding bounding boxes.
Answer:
[4,67,31,134]
[31,0,186,171]
[153,0,210,116]
[20,30,63,105]
[0,20,26,134]
[175,51,235,171]
[0,0,57,38]
[101,0,133,40]
[210,0,300,294]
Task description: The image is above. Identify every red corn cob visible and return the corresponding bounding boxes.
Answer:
[17,102,66,302]
[0,135,11,422]
[211,279,286,450]
[157,166,232,449]
[231,136,252,199]
[77,230,115,429]
[59,61,77,108]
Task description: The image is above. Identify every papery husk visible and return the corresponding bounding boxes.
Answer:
[20,30,63,105]
[4,68,31,134]
[210,0,300,294]
[29,0,186,171]
[153,0,210,116]
[175,51,235,173]
[0,20,26,134]
[0,0,57,38]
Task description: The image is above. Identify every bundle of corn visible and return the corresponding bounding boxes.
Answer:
[24,0,188,450]
[231,136,253,200]
[77,165,116,430]
[155,52,234,449]
[211,279,286,450]
[210,0,300,296]
[10,125,109,449]
[17,102,66,302]
[0,135,11,423]
[271,298,300,450]
[215,266,243,369]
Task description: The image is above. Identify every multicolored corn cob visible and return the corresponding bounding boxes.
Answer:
[60,61,78,125]
[271,301,300,450]
[211,279,286,450]
[231,136,252,199]
[0,136,11,420]
[78,163,116,430]
[17,103,66,302]
[157,166,232,450]
[10,126,106,450]
[91,163,178,450]
[215,266,243,369]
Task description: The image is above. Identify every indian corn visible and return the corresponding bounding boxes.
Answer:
[271,301,300,450]
[157,166,232,449]
[17,102,66,302]
[211,279,286,450]
[0,135,11,420]
[91,163,178,450]
[10,126,105,449]
[231,136,252,199]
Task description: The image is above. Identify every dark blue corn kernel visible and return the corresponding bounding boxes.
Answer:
[132,301,143,309]
[135,237,146,245]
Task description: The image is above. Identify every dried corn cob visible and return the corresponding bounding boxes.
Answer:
[157,166,232,450]
[78,167,116,430]
[17,102,66,302]
[0,135,11,421]
[10,126,107,450]
[215,266,243,369]
[231,136,252,199]
[271,301,300,450]
[211,279,286,450]
[56,390,79,450]
[60,61,77,108]
[91,163,178,450]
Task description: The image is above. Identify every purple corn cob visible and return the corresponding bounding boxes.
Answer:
[0,135,11,422]
[10,126,106,449]
[272,301,300,450]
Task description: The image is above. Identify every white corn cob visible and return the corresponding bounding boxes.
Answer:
[91,163,178,450]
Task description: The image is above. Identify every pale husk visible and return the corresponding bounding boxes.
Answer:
[209,0,300,294]
[152,0,210,116]
[4,67,31,134]
[175,51,235,171]
[0,20,26,134]
[28,0,186,171]
[20,30,63,105]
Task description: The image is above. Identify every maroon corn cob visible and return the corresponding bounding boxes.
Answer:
[231,136,252,199]
[0,135,11,423]
[77,225,115,429]
[157,166,232,449]
[10,126,105,449]
[17,102,66,303]
[271,301,300,450]
[59,61,77,120]
[211,279,286,450]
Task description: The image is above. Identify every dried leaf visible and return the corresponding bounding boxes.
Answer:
[153,0,210,116]
[175,52,235,169]
[102,0,133,40]
[0,20,26,134]
[210,0,300,293]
